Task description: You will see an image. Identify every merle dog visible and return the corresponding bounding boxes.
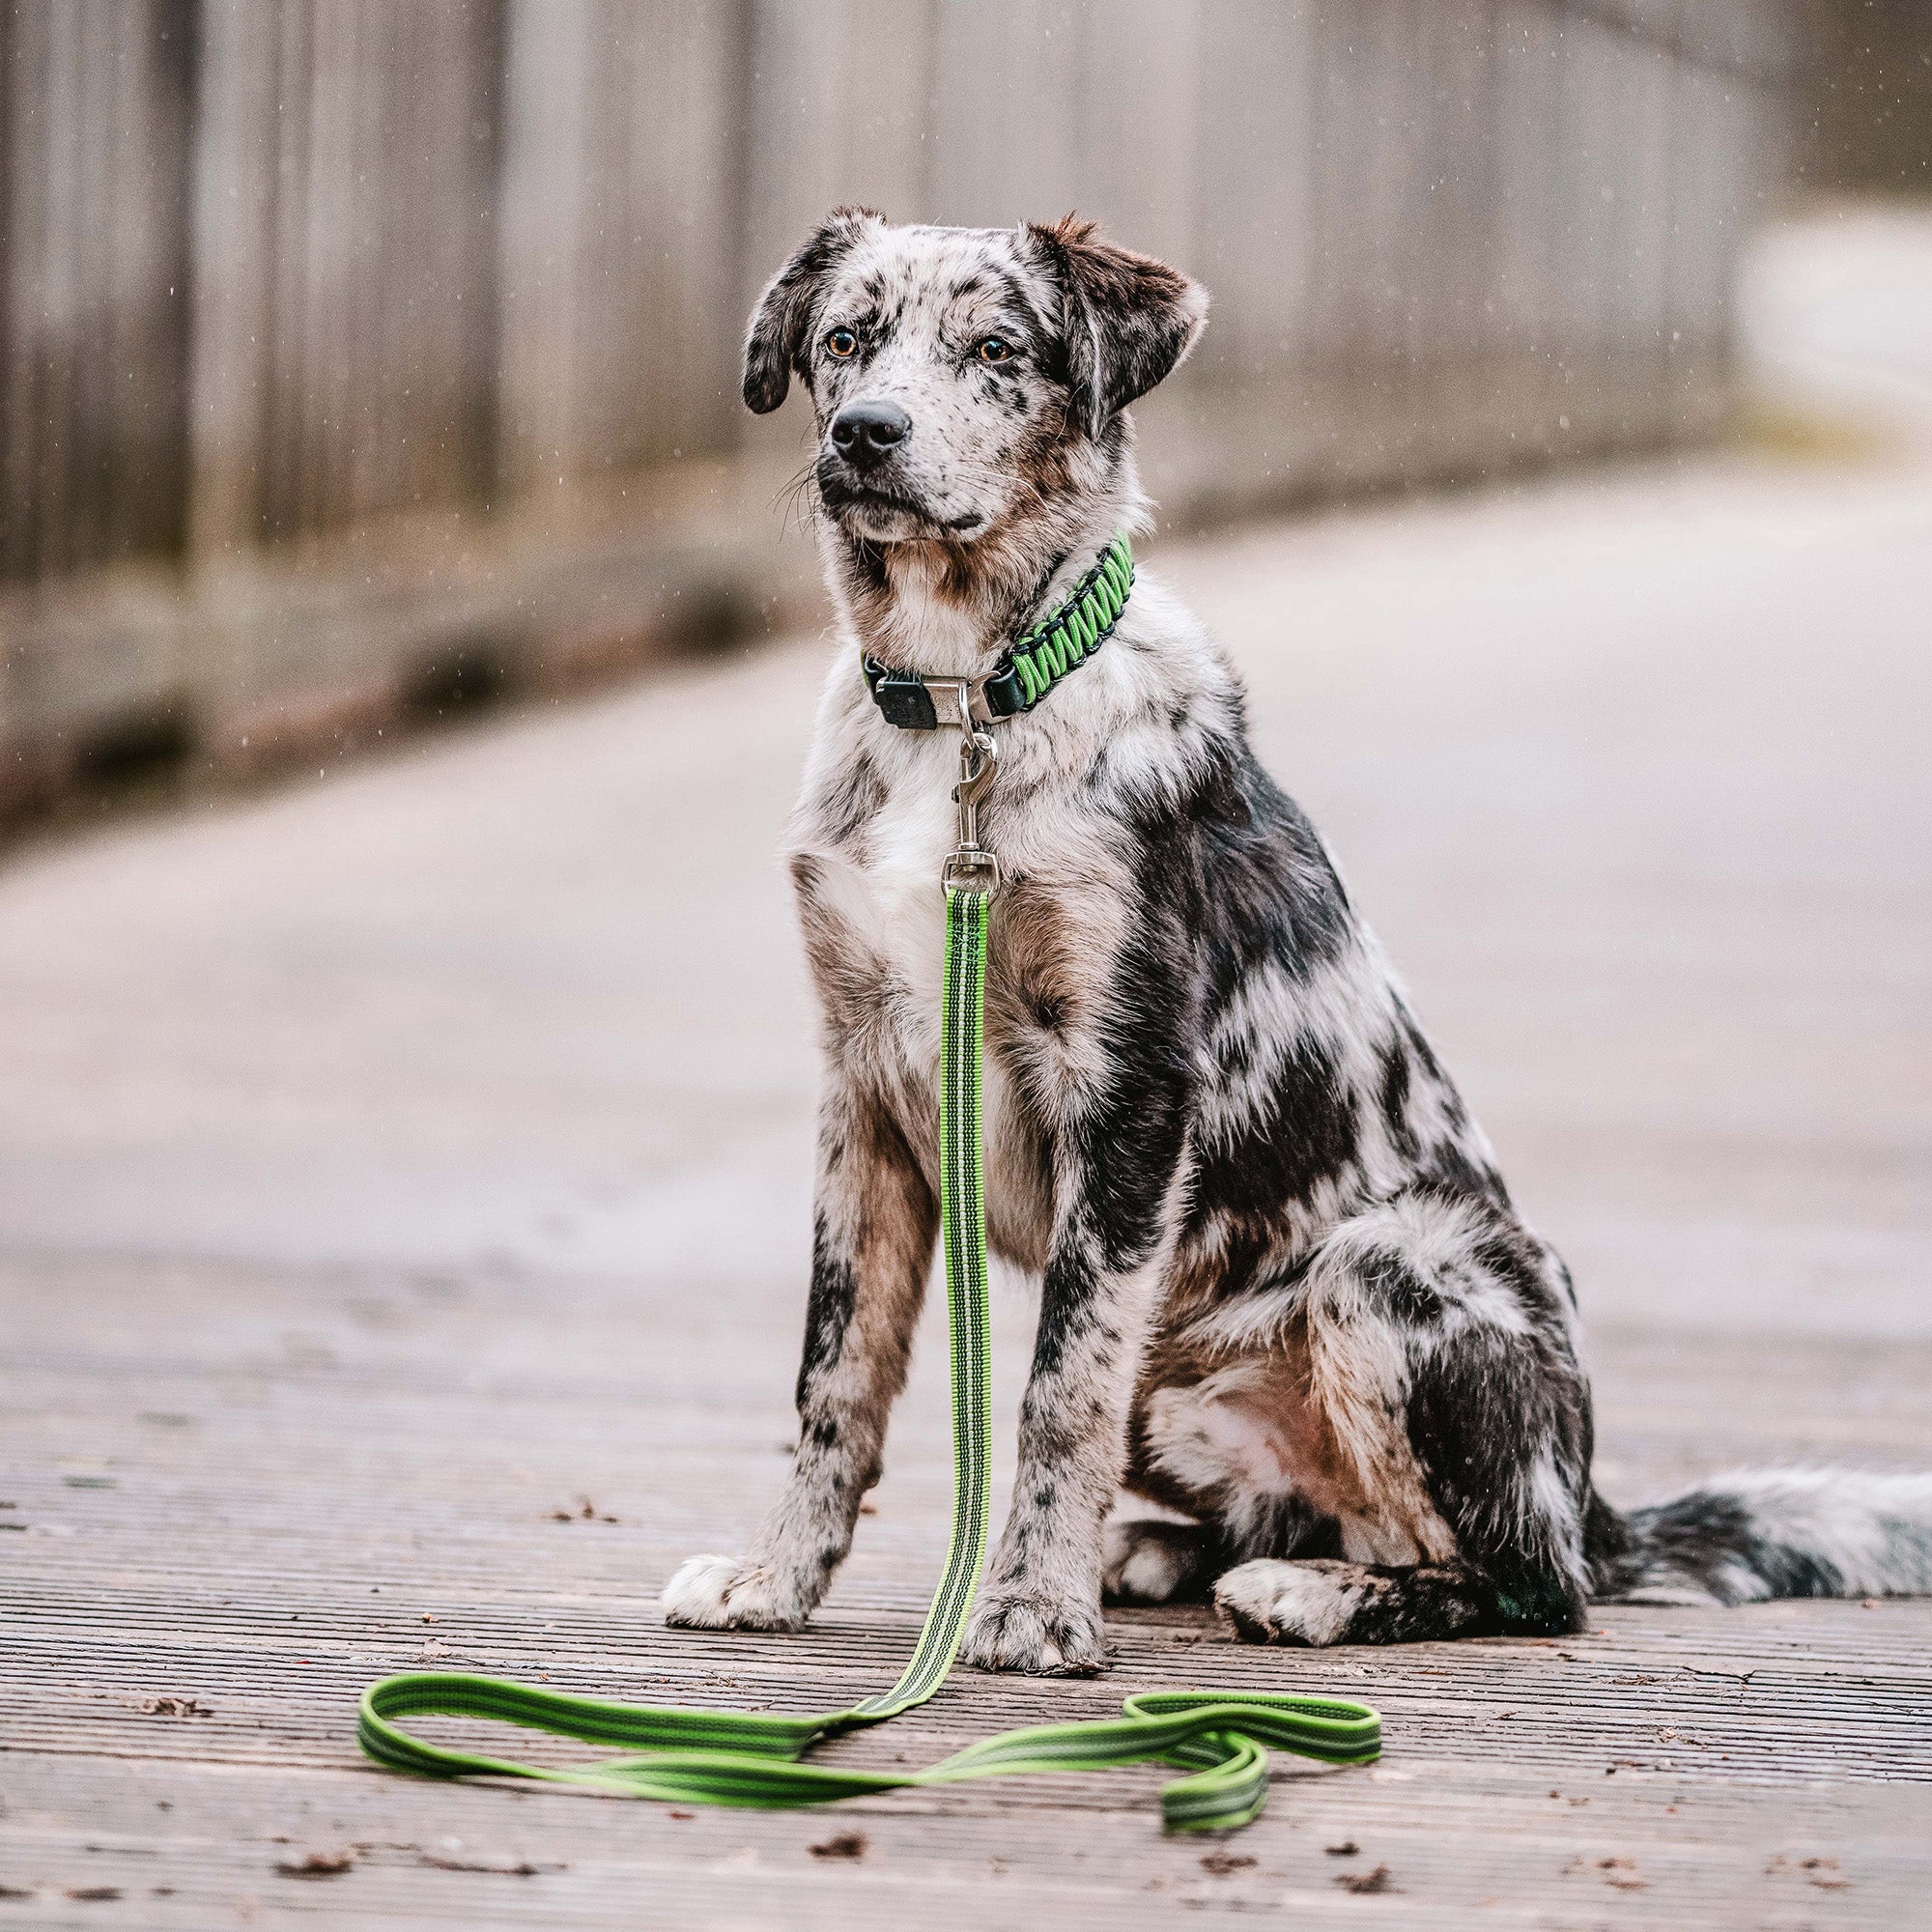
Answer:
[663,210,1932,1672]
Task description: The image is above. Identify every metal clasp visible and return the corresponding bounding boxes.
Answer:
[943,724,1000,893]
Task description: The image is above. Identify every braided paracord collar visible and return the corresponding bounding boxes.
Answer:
[861,535,1135,731]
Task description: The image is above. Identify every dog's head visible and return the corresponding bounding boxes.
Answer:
[744,211,1207,552]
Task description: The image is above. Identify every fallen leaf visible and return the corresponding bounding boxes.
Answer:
[1199,1850,1256,1876]
[809,1831,867,1861]
[275,1850,355,1879]
[1324,1840,1359,1856]
[1335,1864,1397,1895]
[141,1695,211,1718]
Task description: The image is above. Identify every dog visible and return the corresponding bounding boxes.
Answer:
[663,210,1932,1671]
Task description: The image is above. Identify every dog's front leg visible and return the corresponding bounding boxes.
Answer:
[662,1076,936,1632]
[960,1119,1189,1675]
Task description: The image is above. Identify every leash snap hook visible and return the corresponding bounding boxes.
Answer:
[943,726,1000,894]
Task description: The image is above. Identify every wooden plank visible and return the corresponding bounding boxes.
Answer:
[0,0,1816,800]
[2,1263,1927,1926]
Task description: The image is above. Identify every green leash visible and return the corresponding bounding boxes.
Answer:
[355,581,1382,1832]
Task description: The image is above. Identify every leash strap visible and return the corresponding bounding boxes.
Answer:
[355,888,1380,1832]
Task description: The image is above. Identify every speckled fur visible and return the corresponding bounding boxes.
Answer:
[662,213,1932,1666]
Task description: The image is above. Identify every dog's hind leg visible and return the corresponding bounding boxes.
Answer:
[1203,1190,1596,1646]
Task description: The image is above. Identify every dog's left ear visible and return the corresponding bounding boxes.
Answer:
[1026,216,1208,438]
[742,206,882,414]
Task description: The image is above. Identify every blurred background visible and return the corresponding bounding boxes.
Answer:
[0,0,1923,812]
[1,3,1929,1450]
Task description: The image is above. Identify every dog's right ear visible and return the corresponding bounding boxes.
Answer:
[742,207,882,414]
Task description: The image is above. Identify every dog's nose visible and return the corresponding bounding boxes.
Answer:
[829,400,911,469]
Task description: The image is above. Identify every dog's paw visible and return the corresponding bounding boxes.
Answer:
[1212,1558,1368,1647]
[660,1554,809,1633]
[959,1587,1108,1675]
[1102,1520,1215,1605]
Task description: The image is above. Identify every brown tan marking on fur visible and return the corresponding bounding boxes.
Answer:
[1125,1319,1351,1520]
[980,873,1129,1274]
[818,1090,938,1459]
[1127,1305,1457,1568]
[1298,1283,1461,1564]
[842,450,1104,659]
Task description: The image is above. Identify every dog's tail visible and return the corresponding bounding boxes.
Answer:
[1588,1469,1932,1606]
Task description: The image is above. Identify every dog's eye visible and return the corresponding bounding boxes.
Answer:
[825,327,859,359]
[976,336,1016,365]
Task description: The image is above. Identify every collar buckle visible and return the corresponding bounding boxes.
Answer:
[862,667,992,733]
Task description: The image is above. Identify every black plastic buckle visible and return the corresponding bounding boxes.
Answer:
[870,668,939,731]
[980,664,1025,720]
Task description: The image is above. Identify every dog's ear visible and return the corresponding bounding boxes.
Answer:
[742,207,882,414]
[1026,216,1208,438]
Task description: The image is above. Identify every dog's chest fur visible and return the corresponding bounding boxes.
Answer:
[786,576,1226,1267]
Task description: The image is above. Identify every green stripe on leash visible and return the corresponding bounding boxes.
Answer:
[356,878,1381,1833]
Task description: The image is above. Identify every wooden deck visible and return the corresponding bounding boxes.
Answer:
[5,446,1932,1925]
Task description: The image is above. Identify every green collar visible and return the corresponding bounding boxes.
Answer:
[862,536,1135,731]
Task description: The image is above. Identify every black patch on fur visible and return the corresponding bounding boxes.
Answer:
[1377,1042,1419,1161]
[1415,1140,1511,1206]
[1123,737,1375,1248]
[1194,1034,1360,1232]
[1233,1491,1343,1565]
[820,752,886,845]
[1104,1520,1232,1605]
[1582,1486,1635,1569]
[839,532,891,597]
[1361,1246,1443,1324]
[1029,796,1203,1381]
[743,208,880,413]
[1600,1491,1845,1605]
[1405,1374,1589,1633]
[796,1214,857,1409]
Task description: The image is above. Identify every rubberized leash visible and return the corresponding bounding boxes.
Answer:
[355,540,1382,1832]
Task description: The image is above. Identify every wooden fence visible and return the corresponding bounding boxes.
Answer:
[0,0,1802,813]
